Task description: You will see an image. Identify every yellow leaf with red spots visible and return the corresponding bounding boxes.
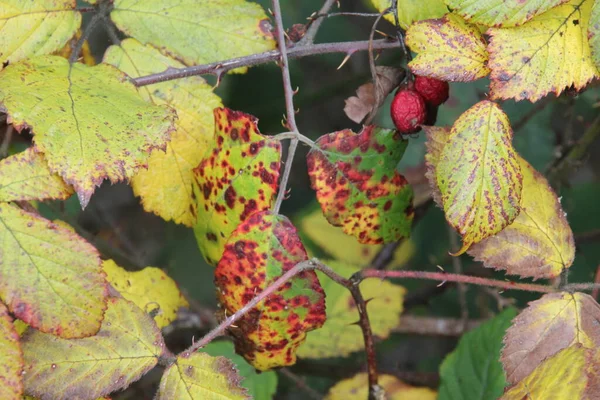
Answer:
[192,108,281,265]
[214,211,326,371]
[326,373,437,400]
[306,125,413,245]
[0,303,22,400]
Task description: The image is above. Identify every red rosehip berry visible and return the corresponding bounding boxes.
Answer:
[390,88,427,134]
[414,75,450,106]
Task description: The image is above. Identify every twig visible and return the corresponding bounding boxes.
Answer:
[0,125,14,159]
[274,131,316,148]
[393,315,483,336]
[364,9,389,125]
[75,6,96,12]
[101,16,122,46]
[575,229,600,244]
[512,96,554,133]
[69,4,107,64]
[448,227,468,330]
[280,368,323,400]
[313,12,382,18]
[298,0,339,46]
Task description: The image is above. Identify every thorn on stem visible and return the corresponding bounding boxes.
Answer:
[337,53,352,70]
[437,280,447,287]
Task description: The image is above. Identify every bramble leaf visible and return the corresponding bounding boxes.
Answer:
[157,350,249,400]
[22,297,164,400]
[111,0,275,67]
[191,108,281,265]
[326,373,437,400]
[0,203,107,338]
[501,292,600,385]
[370,0,448,29]
[590,0,600,70]
[488,0,597,101]
[423,125,450,207]
[215,211,326,371]
[0,55,176,207]
[0,0,81,68]
[0,303,23,400]
[406,14,490,81]
[306,126,413,245]
[102,259,188,329]
[297,260,405,359]
[104,38,222,226]
[0,148,72,202]
[436,101,522,254]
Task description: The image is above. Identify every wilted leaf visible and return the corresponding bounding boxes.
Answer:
[102,259,188,329]
[468,156,575,279]
[191,108,281,265]
[502,292,600,385]
[214,211,326,371]
[326,373,437,400]
[0,203,107,338]
[297,260,405,359]
[406,14,490,81]
[157,350,249,400]
[0,303,22,400]
[306,125,413,245]
[0,148,72,202]
[0,0,81,68]
[423,125,450,207]
[104,38,222,226]
[439,308,517,400]
[111,0,275,67]
[436,101,522,254]
[370,0,448,29]
[22,297,164,400]
[488,0,597,101]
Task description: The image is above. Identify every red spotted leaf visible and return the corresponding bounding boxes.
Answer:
[306,126,413,244]
[192,108,281,265]
[214,211,326,371]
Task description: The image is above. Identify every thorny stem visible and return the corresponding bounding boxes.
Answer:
[274,131,316,148]
[68,3,109,64]
[364,9,390,125]
[448,227,469,329]
[298,0,339,46]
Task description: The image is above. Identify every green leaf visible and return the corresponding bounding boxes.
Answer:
[588,0,600,71]
[0,203,107,338]
[438,307,518,400]
[0,303,23,400]
[0,55,176,207]
[306,125,413,245]
[370,0,448,30]
[110,0,276,67]
[202,341,278,400]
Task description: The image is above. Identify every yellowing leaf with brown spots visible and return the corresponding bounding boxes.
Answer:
[423,125,451,207]
[215,211,326,371]
[306,126,413,245]
[370,0,448,29]
[191,108,281,265]
[0,55,176,207]
[22,297,164,400]
[488,0,598,101]
[0,203,107,338]
[326,373,437,400]
[297,260,405,359]
[436,101,522,254]
[501,292,600,385]
[0,303,23,400]
[0,0,81,68]
[156,351,249,400]
[104,38,222,226]
[406,13,490,81]
[589,0,600,70]
[0,148,72,202]
[468,156,575,279]
[102,259,188,329]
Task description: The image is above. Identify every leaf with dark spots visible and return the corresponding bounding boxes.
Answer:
[306,125,413,244]
[0,302,22,400]
[192,108,281,265]
[214,211,326,371]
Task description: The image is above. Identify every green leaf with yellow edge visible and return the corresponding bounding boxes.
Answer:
[22,297,164,400]
[588,0,600,70]
[306,125,413,245]
[326,373,437,400]
[468,156,575,279]
[157,350,249,400]
[0,303,23,400]
[488,0,597,102]
[0,55,176,208]
[501,292,600,385]
[111,0,275,68]
[445,0,569,27]
[215,211,326,371]
[0,148,72,202]
[191,108,281,265]
[436,100,522,254]
[104,38,222,226]
[370,0,448,29]
[102,259,188,329]
[297,260,405,359]
[406,14,490,82]
[0,202,107,338]
[0,0,81,68]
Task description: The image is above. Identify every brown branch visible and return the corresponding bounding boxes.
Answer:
[393,315,483,336]
[298,0,339,46]
[280,368,324,400]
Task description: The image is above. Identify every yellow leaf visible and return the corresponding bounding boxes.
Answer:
[22,297,164,400]
[0,303,22,400]
[589,0,600,69]
[0,0,81,68]
[297,260,405,359]
[12,320,28,336]
[102,259,188,329]
[469,156,575,279]
[104,38,222,226]
[488,0,598,101]
[326,373,437,400]
[156,351,249,400]
[370,0,448,29]
[423,125,450,207]
[406,13,490,81]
